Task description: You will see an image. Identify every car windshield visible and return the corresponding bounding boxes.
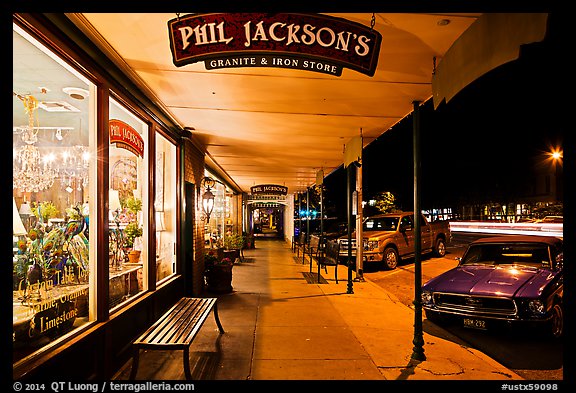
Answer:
[460,243,551,268]
[364,217,399,231]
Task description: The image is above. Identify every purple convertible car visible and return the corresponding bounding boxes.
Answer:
[421,235,563,338]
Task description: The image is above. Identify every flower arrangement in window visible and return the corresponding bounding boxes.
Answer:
[124,222,143,248]
[31,201,59,224]
[13,203,88,294]
[123,196,143,248]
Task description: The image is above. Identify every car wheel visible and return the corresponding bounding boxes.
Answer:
[434,238,446,257]
[549,303,563,339]
[382,247,399,269]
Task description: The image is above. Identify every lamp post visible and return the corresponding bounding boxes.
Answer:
[411,100,426,361]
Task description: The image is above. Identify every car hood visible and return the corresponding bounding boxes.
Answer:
[423,265,553,297]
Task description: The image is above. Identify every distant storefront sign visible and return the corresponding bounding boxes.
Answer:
[168,13,381,77]
[109,119,144,158]
[251,184,288,195]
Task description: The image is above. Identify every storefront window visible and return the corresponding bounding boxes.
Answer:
[155,133,176,282]
[108,99,148,310]
[204,172,230,249]
[13,24,96,363]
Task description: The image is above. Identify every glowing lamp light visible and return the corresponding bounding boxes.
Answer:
[201,177,216,223]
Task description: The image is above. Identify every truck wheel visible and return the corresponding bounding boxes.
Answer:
[382,247,399,270]
[433,238,446,257]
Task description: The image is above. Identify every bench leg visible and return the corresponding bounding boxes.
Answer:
[183,347,192,380]
[129,348,140,380]
[335,265,338,284]
[213,302,225,334]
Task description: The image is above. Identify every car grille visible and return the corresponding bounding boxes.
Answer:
[433,293,517,317]
[339,239,356,249]
[338,239,356,255]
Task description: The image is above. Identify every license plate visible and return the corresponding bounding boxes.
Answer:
[463,318,486,330]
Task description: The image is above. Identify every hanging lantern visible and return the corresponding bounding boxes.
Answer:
[201,177,216,223]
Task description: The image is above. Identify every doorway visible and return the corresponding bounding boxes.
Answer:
[252,206,284,238]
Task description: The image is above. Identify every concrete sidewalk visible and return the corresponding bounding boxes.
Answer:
[113,238,523,381]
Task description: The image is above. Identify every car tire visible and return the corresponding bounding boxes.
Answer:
[549,302,563,339]
[382,247,399,270]
[433,238,446,257]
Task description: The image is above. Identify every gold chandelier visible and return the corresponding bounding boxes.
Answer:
[13,94,59,192]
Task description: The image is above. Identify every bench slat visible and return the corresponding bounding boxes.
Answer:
[159,299,212,345]
[129,297,224,380]
[150,298,207,344]
[134,298,215,347]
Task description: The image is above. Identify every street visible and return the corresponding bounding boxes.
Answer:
[362,233,563,381]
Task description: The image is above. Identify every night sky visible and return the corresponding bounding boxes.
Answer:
[324,12,568,218]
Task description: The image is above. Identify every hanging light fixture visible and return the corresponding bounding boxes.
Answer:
[201,177,216,223]
[13,94,59,192]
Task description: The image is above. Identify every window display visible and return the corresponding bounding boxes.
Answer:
[203,172,233,249]
[108,100,149,310]
[155,133,177,282]
[13,24,95,364]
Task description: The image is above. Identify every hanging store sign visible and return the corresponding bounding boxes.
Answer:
[109,119,144,158]
[251,184,288,195]
[168,13,381,77]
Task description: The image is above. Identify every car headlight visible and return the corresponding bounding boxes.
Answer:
[421,291,433,305]
[365,240,378,251]
[528,299,545,315]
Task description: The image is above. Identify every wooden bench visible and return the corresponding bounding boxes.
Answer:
[129,297,225,380]
[318,239,340,284]
[303,234,322,266]
[293,232,306,257]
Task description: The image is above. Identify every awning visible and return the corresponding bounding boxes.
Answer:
[432,13,549,109]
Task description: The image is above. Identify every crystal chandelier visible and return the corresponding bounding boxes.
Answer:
[60,145,90,191]
[13,95,59,193]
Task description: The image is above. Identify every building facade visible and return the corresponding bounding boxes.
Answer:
[11,13,243,380]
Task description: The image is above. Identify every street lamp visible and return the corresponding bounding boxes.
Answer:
[549,148,562,202]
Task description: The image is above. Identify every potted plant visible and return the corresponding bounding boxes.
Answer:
[123,196,143,263]
[223,233,245,262]
[124,222,143,263]
[125,196,142,218]
[204,250,234,293]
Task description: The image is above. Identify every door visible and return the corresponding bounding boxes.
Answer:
[397,215,415,256]
[420,213,432,250]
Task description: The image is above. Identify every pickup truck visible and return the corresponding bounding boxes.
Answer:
[338,211,451,270]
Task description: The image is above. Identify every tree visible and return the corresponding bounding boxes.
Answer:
[372,191,399,214]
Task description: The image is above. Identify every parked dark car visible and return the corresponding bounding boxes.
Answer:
[421,235,563,338]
